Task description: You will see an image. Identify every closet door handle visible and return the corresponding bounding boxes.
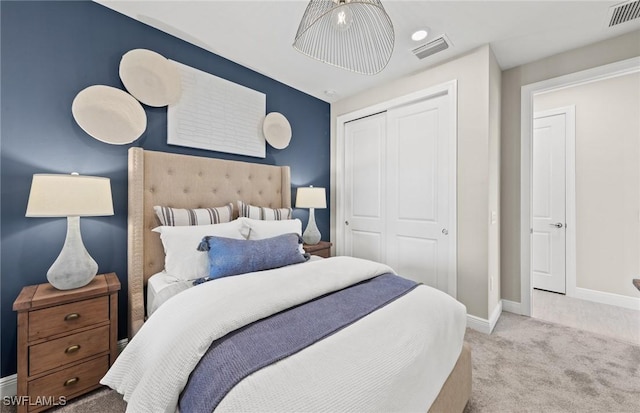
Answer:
[549,222,563,228]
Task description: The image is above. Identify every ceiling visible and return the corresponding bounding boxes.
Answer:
[96,1,640,103]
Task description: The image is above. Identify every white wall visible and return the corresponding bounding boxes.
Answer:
[500,30,640,303]
[534,72,640,298]
[331,45,500,320]
[488,48,502,315]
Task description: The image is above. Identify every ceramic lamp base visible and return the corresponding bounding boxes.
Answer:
[302,208,321,245]
[47,216,98,290]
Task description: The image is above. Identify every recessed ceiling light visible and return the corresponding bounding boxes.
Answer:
[324,89,339,98]
[411,29,428,42]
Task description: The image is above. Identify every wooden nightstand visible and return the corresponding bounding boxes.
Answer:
[12,273,120,413]
[303,241,333,258]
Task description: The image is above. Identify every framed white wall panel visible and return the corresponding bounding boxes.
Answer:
[168,60,266,158]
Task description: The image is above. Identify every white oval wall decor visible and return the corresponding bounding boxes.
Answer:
[72,85,147,145]
[119,49,181,107]
[263,112,292,149]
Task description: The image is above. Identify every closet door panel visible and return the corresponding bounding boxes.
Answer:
[343,113,386,263]
[395,236,438,287]
[387,95,450,292]
[396,109,438,222]
[350,231,383,263]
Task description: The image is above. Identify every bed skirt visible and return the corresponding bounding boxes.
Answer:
[428,342,472,413]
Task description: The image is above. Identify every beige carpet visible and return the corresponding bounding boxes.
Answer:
[3,312,638,413]
[532,288,640,345]
[463,312,640,412]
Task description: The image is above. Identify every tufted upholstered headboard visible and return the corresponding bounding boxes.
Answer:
[127,148,291,337]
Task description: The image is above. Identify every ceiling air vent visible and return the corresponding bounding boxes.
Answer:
[412,34,451,60]
[607,0,640,27]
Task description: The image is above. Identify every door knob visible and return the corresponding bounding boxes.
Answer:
[345,221,349,226]
[549,222,563,228]
[442,228,448,235]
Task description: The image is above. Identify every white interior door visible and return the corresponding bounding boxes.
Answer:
[386,95,451,292]
[343,113,386,263]
[532,112,566,293]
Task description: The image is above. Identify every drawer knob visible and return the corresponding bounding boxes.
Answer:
[65,345,81,354]
[64,313,80,321]
[63,377,79,387]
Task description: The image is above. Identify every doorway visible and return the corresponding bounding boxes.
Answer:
[521,58,640,315]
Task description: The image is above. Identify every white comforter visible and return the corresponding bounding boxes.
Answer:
[101,256,467,413]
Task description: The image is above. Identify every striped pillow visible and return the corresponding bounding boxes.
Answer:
[154,203,234,226]
[237,200,292,221]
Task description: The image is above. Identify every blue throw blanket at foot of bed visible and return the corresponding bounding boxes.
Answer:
[179,273,418,412]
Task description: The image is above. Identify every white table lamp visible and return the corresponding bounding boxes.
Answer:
[296,186,326,245]
[26,173,114,290]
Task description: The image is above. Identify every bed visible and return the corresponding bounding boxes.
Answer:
[102,148,471,413]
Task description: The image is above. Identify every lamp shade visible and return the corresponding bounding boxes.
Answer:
[293,0,394,75]
[26,173,114,217]
[296,186,327,209]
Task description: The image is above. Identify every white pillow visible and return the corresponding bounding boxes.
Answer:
[152,220,245,280]
[240,217,302,240]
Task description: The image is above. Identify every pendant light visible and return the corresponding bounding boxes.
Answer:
[293,0,395,75]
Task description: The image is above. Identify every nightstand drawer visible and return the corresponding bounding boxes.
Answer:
[28,296,109,340]
[28,355,108,410]
[303,241,332,258]
[29,326,110,376]
[312,248,330,258]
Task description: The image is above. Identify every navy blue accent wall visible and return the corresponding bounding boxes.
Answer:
[0,1,330,377]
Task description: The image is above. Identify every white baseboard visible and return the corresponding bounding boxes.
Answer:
[573,287,640,311]
[466,315,491,334]
[0,374,16,398]
[0,338,130,398]
[502,299,523,315]
[500,289,638,316]
[467,301,503,334]
[488,300,503,333]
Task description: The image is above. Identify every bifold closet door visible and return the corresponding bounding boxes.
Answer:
[386,95,451,292]
[343,113,387,263]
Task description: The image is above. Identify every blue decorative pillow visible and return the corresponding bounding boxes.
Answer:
[196,233,309,281]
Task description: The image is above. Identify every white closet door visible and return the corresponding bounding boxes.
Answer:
[386,95,451,292]
[343,113,386,263]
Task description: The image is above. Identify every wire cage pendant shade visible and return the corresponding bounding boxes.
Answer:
[293,0,394,75]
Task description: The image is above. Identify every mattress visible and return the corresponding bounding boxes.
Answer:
[104,256,466,413]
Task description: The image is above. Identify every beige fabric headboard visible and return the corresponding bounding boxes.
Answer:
[127,148,291,337]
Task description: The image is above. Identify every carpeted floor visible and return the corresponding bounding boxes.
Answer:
[463,312,640,412]
[3,312,638,413]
